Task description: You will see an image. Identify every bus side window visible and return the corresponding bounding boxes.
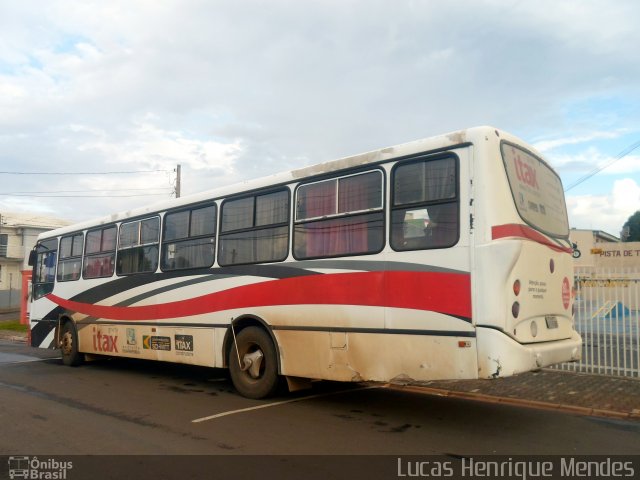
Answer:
[84,226,117,279]
[391,203,458,249]
[391,156,459,251]
[57,233,83,282]
[162,204,216,271]
[218,190,289,266]
[393,208,430,249]
[116,217,160,275]
[294,170,384,259]
[425,203,457,246]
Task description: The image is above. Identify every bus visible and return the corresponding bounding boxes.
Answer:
[28,126,582,398]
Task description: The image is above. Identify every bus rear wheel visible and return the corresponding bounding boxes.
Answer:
[229,326,279,399]
[60,321,84,367]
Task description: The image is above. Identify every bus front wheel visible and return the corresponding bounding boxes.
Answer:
[229,326,279,399]
[60,321,84,367]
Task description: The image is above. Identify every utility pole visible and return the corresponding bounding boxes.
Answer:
[175,164,181,198]
[0,213,3,257]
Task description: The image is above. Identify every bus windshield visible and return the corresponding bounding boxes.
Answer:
[501,142,569,238]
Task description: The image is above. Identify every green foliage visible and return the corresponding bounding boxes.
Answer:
[622,210,640,242]
[0,321,27,332]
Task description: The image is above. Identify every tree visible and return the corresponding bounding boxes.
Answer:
[621,210,640,242]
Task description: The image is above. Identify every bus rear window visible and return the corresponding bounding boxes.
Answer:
[501,142,569,238]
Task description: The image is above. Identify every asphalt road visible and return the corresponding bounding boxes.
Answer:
[1,341,639,478]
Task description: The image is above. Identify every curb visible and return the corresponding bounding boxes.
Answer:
[388,384,639,421]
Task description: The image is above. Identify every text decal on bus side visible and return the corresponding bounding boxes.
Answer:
[514,154,539,189]
[92,328,118,353]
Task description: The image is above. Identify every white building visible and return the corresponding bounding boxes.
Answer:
[0,212,71,309]
[570,228,640,270]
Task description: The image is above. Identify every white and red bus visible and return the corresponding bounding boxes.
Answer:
[29,126,581,398]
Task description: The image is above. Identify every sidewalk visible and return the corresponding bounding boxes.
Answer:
[393,369,640,421]
[0,323,29,344]
[1,326,639,420]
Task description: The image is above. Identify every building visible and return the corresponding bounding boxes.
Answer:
[570,228,640,270]
[570,228,640,311]
[0,212,71,309]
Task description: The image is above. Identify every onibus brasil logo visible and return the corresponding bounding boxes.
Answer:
[8,456,73,479]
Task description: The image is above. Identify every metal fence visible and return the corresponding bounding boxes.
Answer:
[553,267,640,377]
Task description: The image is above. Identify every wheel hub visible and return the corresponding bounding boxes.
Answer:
[241,349,264,378]
[61,332,73,355]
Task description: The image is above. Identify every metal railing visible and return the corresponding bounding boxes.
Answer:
[553,267,639,377]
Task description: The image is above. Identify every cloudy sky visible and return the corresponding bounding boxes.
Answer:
[1,0,638,236]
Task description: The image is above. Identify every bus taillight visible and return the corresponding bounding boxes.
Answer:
[513,279,521,296]
[511,301,520,318]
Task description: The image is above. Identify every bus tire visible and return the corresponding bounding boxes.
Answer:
[60,321,84,367]
[229,326,279,399]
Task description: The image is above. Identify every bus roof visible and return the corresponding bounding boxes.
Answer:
[36,125,529,240]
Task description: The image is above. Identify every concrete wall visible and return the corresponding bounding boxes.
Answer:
[570,229,640,270]
[0,289,21,310]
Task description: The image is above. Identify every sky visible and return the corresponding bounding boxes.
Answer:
[0,0,639,236]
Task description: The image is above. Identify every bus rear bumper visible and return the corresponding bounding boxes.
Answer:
[476,326,582,378]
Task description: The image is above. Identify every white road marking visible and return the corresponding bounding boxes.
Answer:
[0,353,58,365]
[191,384,384,423]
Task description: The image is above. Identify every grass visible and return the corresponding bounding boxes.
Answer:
[0,321,28,332]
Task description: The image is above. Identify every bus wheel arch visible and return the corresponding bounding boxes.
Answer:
[58,317,84,367]
[225,317,280,399]
[223,315,281,371]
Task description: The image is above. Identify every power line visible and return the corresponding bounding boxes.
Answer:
[564,139,640,192]
[0,169,170,175]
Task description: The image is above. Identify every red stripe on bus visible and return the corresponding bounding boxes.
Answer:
[45,270,471,321]
[491,224,572,253]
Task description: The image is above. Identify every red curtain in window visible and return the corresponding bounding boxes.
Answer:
[302,181,336,218]
[302,178,372,258]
